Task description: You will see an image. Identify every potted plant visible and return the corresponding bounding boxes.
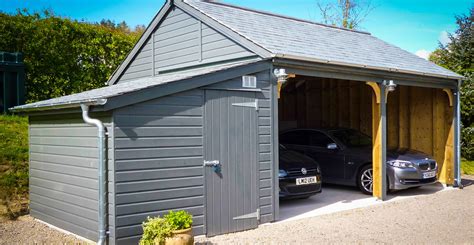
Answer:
[164,210,194,245]
[139,210,193,245]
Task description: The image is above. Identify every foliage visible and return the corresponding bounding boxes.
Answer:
[0,10,143,103]
[430,7,474,160]
[0,115,29,219]
[139,216,173,245]
[461,159,474,175]
[164,210,193,231]
[316,0,375,29]
[461,126,474,160]
[140,211,193,245]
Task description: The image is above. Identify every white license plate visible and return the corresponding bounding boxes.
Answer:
[423,171,436,179]
[296,176,318,185]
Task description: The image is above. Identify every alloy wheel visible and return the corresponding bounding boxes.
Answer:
[360,168,373,193]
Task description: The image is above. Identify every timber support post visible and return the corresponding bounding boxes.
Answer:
[367,81,387,200]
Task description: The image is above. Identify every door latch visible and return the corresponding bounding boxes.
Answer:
[203,160,221,173]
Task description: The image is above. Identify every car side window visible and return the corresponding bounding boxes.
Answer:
[280,131,310,145]
[309,131,334,147]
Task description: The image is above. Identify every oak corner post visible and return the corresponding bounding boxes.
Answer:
[367,81,387,200]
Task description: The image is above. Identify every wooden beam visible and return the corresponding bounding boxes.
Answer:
[359,85,372,136]
[277,74,296,99]
[442,88,454,107]
[433,89,452,185]
[398,86,410,149]
[366,82,381,103]
[440,95,455,185]
[277,81,283,99]
[321,79,329,127]
[349,81,360,130]
[368,82,385,200]
[387,89,399,148]
[440,123,455,185]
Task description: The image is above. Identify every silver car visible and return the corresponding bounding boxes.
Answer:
[280,128,438,195]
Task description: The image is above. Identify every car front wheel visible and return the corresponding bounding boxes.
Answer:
[357,165,390,195]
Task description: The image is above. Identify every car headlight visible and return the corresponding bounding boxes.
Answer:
[278,169,288,178]
[387,160,415,168]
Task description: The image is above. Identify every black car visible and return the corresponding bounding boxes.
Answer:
[279,144,322,199]
[280,128,438,195]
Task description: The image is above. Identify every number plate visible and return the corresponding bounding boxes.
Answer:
[422,171,436,179]
[296,176,318,185]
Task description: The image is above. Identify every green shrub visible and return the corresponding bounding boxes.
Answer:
[0,115,29,219]
[139,211,193,245]
[0,10,143,103]
[164,210,193,230]
[461,126,474,160]
[139,216,173,245]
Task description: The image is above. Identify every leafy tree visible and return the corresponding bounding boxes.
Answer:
[430,7,474,160]
[0,10,143,102]
[317,0,375,29]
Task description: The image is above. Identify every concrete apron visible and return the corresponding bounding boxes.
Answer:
[275,182,454,223]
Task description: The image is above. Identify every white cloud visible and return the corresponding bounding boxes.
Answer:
[415,49,431,60]
[439,31,451,46]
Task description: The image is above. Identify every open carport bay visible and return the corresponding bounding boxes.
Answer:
[277,74,455,198]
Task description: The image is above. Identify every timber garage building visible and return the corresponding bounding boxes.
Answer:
[12,0,464,244]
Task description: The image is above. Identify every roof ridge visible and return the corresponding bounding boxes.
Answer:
[187,0,371,35]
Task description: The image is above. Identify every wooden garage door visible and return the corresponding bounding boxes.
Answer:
[204,90,259,236]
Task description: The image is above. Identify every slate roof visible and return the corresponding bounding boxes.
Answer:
[11,59,260,111]
[184,0,462,79]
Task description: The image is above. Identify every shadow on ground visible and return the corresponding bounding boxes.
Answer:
[461,176,474,187]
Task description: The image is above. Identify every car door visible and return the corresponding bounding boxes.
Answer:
[281,130,345,182]
[280,130,310,155]
[305,131,345,182]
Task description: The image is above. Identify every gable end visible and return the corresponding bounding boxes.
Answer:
[113,4,258,84]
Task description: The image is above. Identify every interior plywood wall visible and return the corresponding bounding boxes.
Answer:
[387,85,454,184]
[279,77,373,136]
[279,77,454,184]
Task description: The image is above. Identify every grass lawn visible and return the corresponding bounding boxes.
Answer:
[461,159,474,175]
[0,115,29,219]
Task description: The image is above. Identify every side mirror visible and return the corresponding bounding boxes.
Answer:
[327,143,338,150]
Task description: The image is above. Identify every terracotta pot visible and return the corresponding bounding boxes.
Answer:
[165,228,194,245]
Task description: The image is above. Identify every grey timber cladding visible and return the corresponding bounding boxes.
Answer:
[113,89,205,244]
[118,6,256,83]
[250,71,275,223]
[28,113,115,243]
[112,70,275,243]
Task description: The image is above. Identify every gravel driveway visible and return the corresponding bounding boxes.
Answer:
[1,177,473,244]
[0,215,89,245]
[197,177,474,244]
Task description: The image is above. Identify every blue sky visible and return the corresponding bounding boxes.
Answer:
[1,0,471,58]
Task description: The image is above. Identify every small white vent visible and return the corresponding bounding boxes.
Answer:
[242,76,257,88]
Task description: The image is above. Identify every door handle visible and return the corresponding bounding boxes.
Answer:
[204,160,221,173]
[203,160,220,167]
